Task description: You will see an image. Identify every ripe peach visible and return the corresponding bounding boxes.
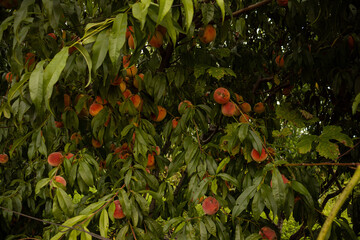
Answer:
[213,87,230,104]
[148,31,163,48]
[111,75,123,86]
[251,148,268,162]
[48,152,64,166]
[123,55,131,68]
[147,153,155,168]
[172,117,180,129]
[65,153,74,159]
[133,73,144,89]
[348,36,354,50]
[254,102,265,114]
[25,53,36,69]
[202,196,220,215]
[70,132,82,144]
[240,102,251,113]
[239,114,250,123]
[130,94,142,109]
[199,25,216,44]
[259,226,277,240]
[126,26,133,39]
[128,34,135,49]
[275,55,285,67]
[5,72,13,83]
[54,121,64,128]
[48,33,57,40]
[126,65,138,77]
[277,0,288,7]
[151,106,167,122]
[270,174,289,187]
[95,96,107,105]
[89,103,104,117]
[92,138,102,148]
[123,89,132,99]
[221,102,237,117]
[113,200,125,219]
[0,154,9,164]
[64,94,71,108]
[54,176,66,187]
[178,100,192,114]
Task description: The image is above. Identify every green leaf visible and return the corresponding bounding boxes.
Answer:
[211,179,218,195]
[0,16,14,42]
[291,181,314,209]
[132,0,151,30]
[215,0,225,22]
[56,188,74,216]
[271,168,286,209]
[7,73,30,105]
[50,215,89,240]
[352,93,360,114]
[134,192,149,216]
[29,60,45,112]
[235,223,245,240]
[99,209,109,238]
[233,185,257,218]
[14,0,34,34]
[217,173,240,188]
[297,135,317,154]
[81,227,92,240]
[91,30,109,71]
[35,178,50,195]
[203,215,216,236]
[249,130,263,154]
[116,225,129,240]
[261,184,278,218]
[199,221,207,240]
[207,67,236,80]
[216,157,230,174]
[78,161,94,186]
[238,123,249,142]
[109,13,127,64]
[74,43,92,87]
[10,130,34,157]
[119,189,131,217]
[245,234,262,240]
[181,0,194,31]
[80,201,106,215]
[320,125,353,148]
[252,190,265,220]
[316,139,340,160]
[43,47,69,113]
[158,0,174,24]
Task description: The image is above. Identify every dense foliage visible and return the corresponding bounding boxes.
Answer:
[0,0,360,239]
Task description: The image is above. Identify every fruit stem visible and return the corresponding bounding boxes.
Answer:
[317,165,360,240]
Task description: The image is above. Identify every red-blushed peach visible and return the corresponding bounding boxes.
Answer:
[48,33,57,40]
[48,152,64,167]
[151,106,167,122]
[133,73,144,89]
[202,196,220,215]
[239,114,250,123]
[89,103,104,117]
[155,146,160,156]
[123,55,131,68]
[5,72,13,83]
[111,75,123,86]
[65,153,74,160]
[64,94,71,108]
[172,117,180,129]
[148,31,163,48]
[259,226,277,240]
[235,93,243,103]
[240,102,251,113]
[130,94,142,110]
[147,153,155,168]
[199,25,216,44]
[254,102,265,114]
[123,89,132,99]
[270,174,289,187]
[70,132,82,144]
[25,53,36,70]
[251,148,268,162]
[213,87,230,104]
[277,0,288,7]
[92,138,102,148]
[126,26,133,39]
[178,100,193,114]
[54,121,64,128]
[128,34,135,49]
[126,65,138,77]
[0,154,9,164]
[275,55,285,67]
[113,200,126,219]
[54,176,66,187]
[221,102,237,117]
[95,96,107,105]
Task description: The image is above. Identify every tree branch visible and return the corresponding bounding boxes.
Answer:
[231,0,272,18]
[284,162,360,167]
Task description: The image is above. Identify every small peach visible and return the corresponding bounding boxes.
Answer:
[172,117,180,129]
[0,154,9,164]
[126,26,133,39]
[213,87,230,104]
[202,196,220,215]
[92,138,102,148]
[89,103,104,116]
[254,102,265,114]
[54,121,64,128]
[240,102,251,113]
[239,114,250,123]
[123,55,131,68]
[221,102,237,117]
[130,94,142,110]
[148,31,163,48]
[128,34,135,49]
[178,100,192,114]
[147,153,155,168]
[259,226,277,240]
[151,106,167,122]
[275,55,285,67]
[54,176,66,187]
[65,153,74,160]
[47,152,64,167]
[126,65,138,77]
[251,148,268,162]
[5,72,13,83]
[113,200,126,219]
[199,25,217,44]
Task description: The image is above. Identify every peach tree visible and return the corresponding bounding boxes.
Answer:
[0,0,360,239]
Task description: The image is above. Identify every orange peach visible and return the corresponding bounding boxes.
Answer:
[178,100,192,114]
[95,96,107,105]
[275,55,285,67]
[172,117,180,129]
[199,25,216,44]
[240,102,251,113]
[251,148,268,162]
[130,94,142,109]
[148,31,163,48]
[239,114,250,123]
[202,196,220,215]
[70,132,82,144]
[64,94,71,108]
[54,121,64,128]
[235,93,243,103]
[221,102,237,117]
[123,55,131,68]
[92,138,102,148]
[65,153,74,159]
[48,152,64,167]
[126,26,133,39]
[147,153,155,168]
[54,176,66,187]
[111,75,123,86]
[133,73,144,89]
[123,89,132,99]
[48,33,57,40]
[5,72,13,83]
[126,65,138,77]
[89,103,104,116]
[113,200,125,219]
[0,154,9,164]
[128,34,135,49]
[151,106,167,122]
[213,87,230,104]
[254,102,265,114]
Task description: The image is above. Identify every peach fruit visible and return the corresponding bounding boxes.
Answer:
[147,153,155,168]
[54,176,67,187]
[178,100,192,114]
[172,117,180,129]
[113,200,126,219]
[239,114,250,123]
[240,102,251,113]
[277,0,288,7]
[275,55,284,67]
[151,106,167,122]
[54,121,64,128]
[259,226,277,240]
[128,34,135,49]
[5,72,13,83]
[123,89,132,99]
[126,65,138,77]
[65,153,74,159]
[213,87,230,104]
[254,102,265,114]
[123,55,131,68]
[251,148,268,162]
[70,132,82,144]
[48,152,64,166]
[64,94,71,108]
[0,154,9,164]
[89,103,104,116]
[149,31,163,48]
[202,196,220,215]
[95,96,107,105]
[48,33,57,40]
[221,102,237,117]
[199,25,216,44]
[130,94,142,110]
[92,138,102,148]
[126,26,133,39]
